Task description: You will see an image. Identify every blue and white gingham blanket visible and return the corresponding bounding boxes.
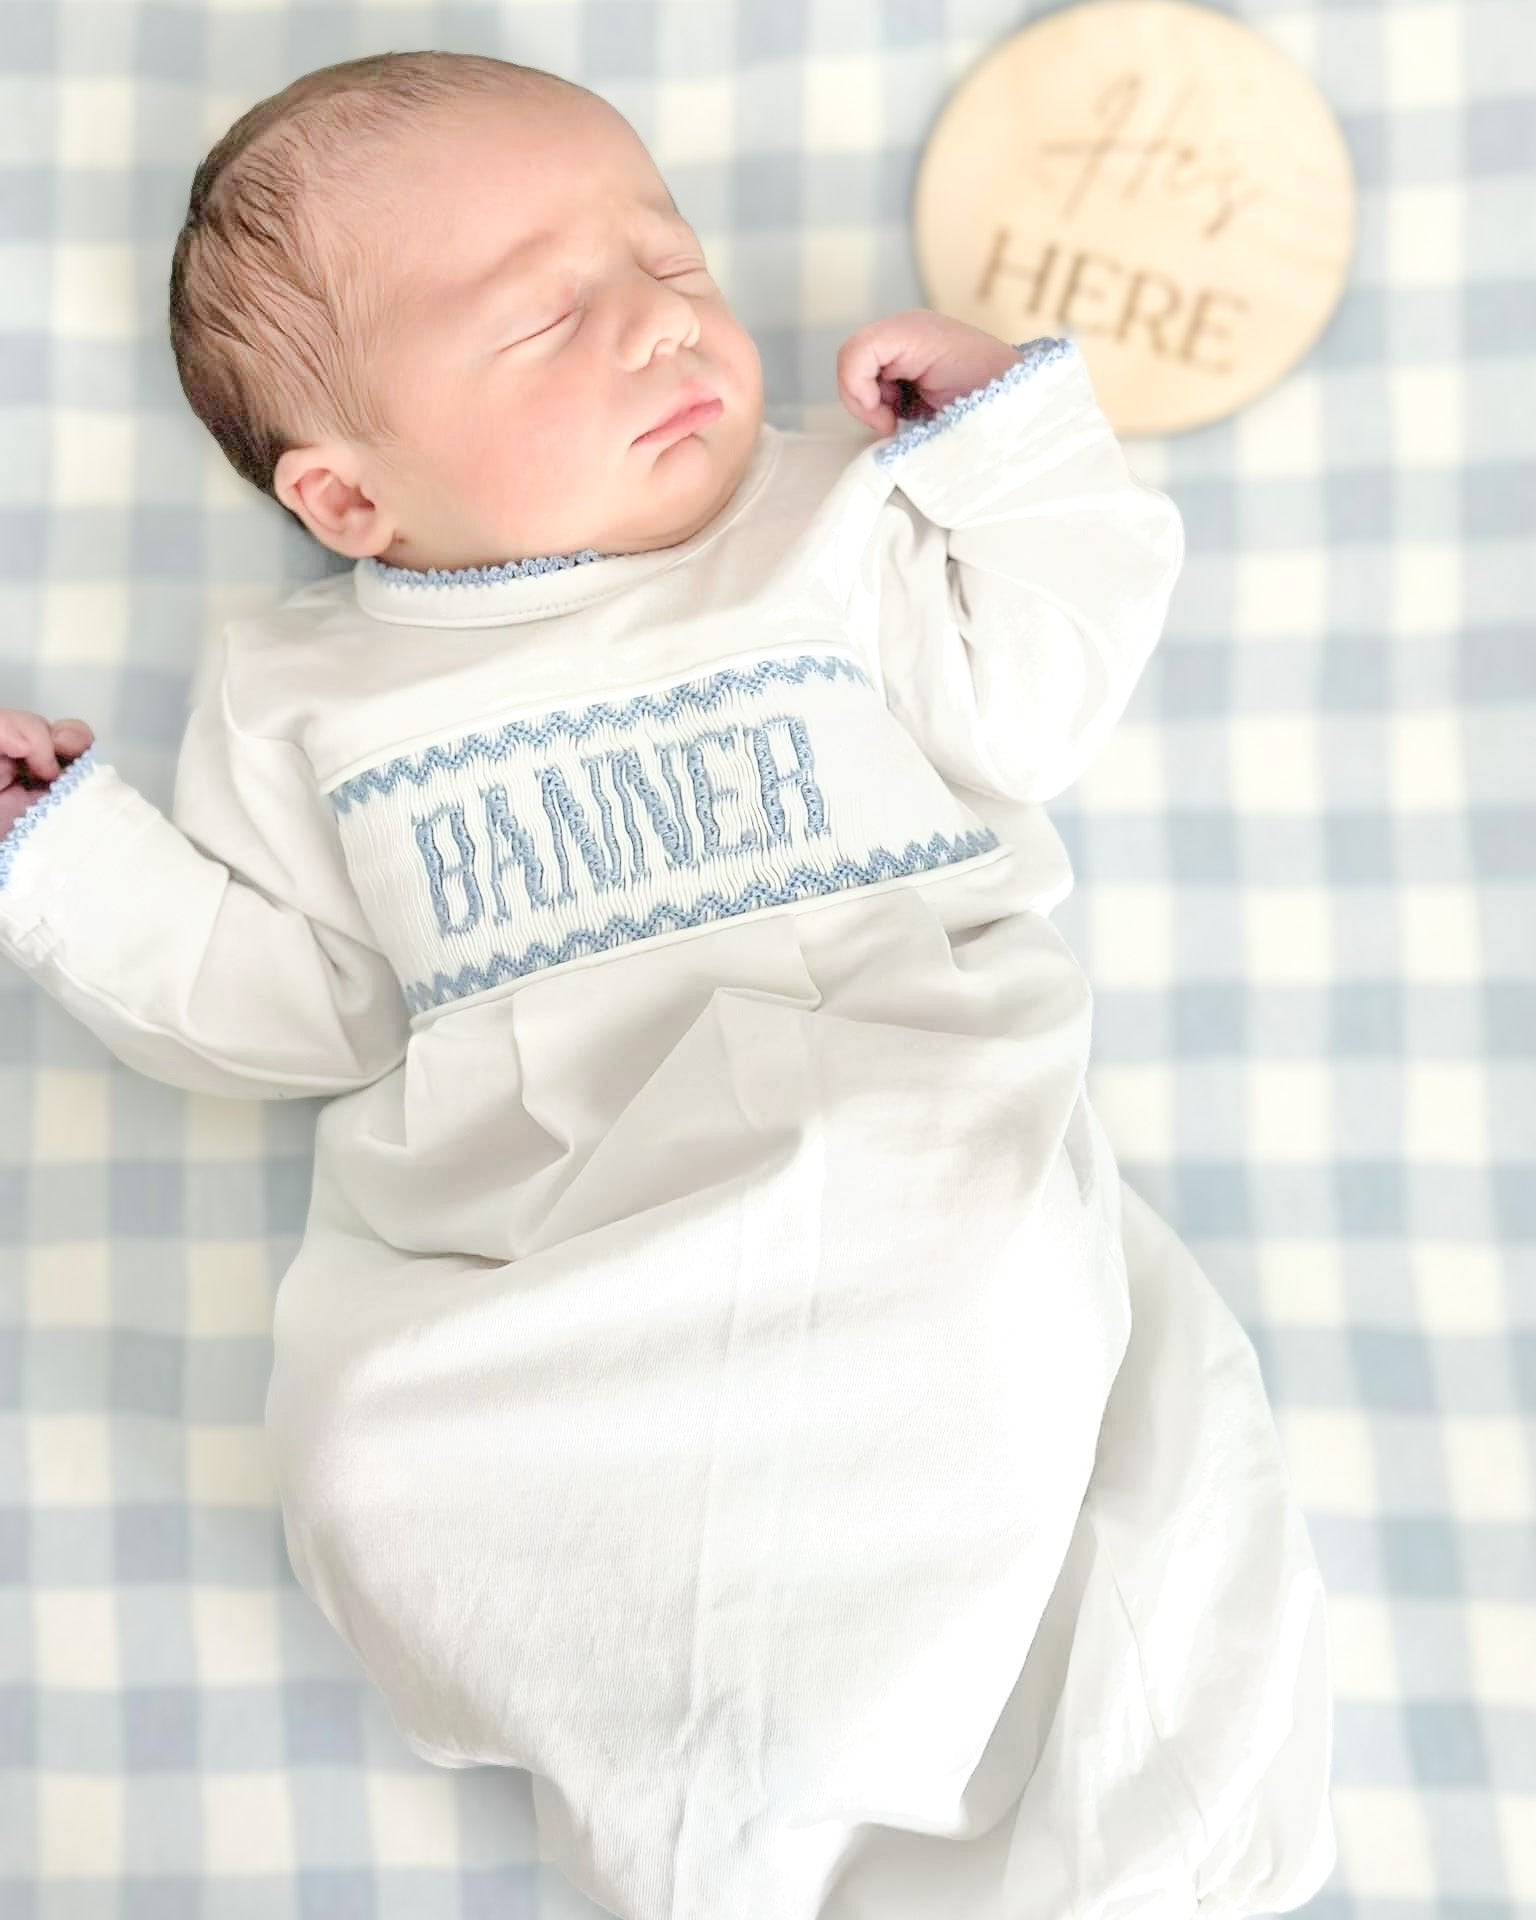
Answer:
[1,2,1532,1912]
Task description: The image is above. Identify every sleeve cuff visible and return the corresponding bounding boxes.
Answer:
[872,334,1091,517]
[0,748,168,963]
[1,744,106,882]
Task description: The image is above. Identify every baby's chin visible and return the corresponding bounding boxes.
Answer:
[590,438,747,550]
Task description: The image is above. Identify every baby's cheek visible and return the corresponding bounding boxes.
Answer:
[458,419,558,519]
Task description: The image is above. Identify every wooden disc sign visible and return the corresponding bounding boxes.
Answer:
[913,0,1356,434]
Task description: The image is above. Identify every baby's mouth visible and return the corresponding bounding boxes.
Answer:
[635,391,722,445]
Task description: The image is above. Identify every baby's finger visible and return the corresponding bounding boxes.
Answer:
[51,718,93,758]
[0,754,46,793]
[835,326,900,427]
[0,712,60,782]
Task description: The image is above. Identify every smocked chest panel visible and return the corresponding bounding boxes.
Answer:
[321,644,1011,1017]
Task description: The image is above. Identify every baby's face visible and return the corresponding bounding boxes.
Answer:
[275,90,764,572]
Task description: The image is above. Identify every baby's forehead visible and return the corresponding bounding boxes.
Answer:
[418,88,648,169]
[321,95,675,270]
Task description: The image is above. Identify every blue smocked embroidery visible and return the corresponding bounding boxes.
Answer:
[0,744,103,892]
[330,652,873,815]
[872,335,1076,470]
[363,547,615,588]
[401,826,1001,1012]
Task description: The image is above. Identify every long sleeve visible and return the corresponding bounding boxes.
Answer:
[861,335,1185,805]
[0,624,411,1100]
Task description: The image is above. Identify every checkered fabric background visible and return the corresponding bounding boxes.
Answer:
[2,0,1532,1913]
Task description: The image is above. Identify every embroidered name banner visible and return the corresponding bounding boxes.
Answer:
[326,650,1005,1013]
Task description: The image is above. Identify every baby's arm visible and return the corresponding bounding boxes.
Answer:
[857,333,1185,805]
[0,627,410,1100]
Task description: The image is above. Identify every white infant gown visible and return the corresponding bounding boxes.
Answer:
[0,337,1335,1920]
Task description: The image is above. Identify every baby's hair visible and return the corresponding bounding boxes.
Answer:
[167,50,587,538]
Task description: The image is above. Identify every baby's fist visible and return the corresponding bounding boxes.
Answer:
[0,710,94,835]
[837,309,1020,438]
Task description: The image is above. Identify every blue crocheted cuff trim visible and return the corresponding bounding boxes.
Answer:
[361,547,614,588]
[872,335,1077,470]
[0,744,103,893]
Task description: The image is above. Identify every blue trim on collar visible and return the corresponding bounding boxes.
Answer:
[361,548,617,588]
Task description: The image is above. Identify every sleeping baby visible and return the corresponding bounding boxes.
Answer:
[0,50,1336,1920]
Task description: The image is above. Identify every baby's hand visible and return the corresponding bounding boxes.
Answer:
[837,308,1022,439]
[0,710,94,835]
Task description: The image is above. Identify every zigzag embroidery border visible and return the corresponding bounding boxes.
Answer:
[329,650,874,815]
[402,825,1002,1011]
